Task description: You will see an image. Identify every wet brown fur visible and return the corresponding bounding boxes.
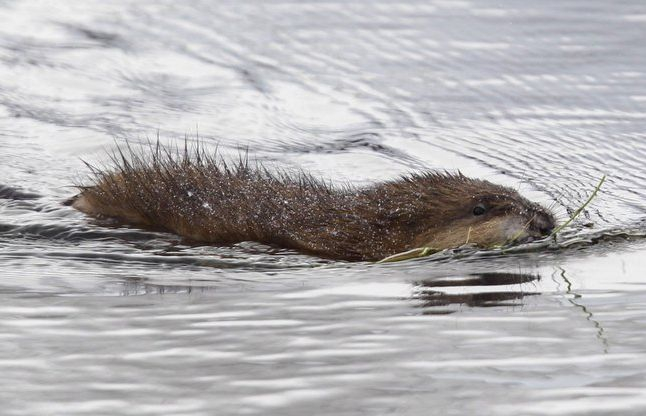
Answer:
[69,143,556,261]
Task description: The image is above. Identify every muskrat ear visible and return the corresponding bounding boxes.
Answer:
[472,203,486,216]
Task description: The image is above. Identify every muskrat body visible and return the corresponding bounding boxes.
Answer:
[69,146,556,261]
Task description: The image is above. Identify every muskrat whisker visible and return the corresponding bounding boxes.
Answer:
[505,213,536,245]
[465,226,472,244]
[546,200,559,212]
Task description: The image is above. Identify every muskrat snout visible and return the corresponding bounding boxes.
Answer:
[527,209,556,237]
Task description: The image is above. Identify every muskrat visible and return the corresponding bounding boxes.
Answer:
[68,145,556,261]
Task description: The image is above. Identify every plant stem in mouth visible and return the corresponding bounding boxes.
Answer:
[551,175,606,237]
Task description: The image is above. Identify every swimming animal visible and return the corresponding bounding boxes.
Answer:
[68,146,556,261]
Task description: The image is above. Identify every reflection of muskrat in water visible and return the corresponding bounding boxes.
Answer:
[67,146,556,261]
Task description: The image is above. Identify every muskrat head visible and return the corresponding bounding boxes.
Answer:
[407,174,556,250]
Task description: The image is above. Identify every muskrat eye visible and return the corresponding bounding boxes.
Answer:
[472,203,486,216]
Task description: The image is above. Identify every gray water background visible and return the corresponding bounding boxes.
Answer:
[1,0,646,415]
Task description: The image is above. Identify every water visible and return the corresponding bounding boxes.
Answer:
[1,0,646,414]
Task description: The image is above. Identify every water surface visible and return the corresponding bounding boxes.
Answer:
[1,1,646,415]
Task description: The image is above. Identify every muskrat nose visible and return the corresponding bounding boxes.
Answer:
[532,212,556,236]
